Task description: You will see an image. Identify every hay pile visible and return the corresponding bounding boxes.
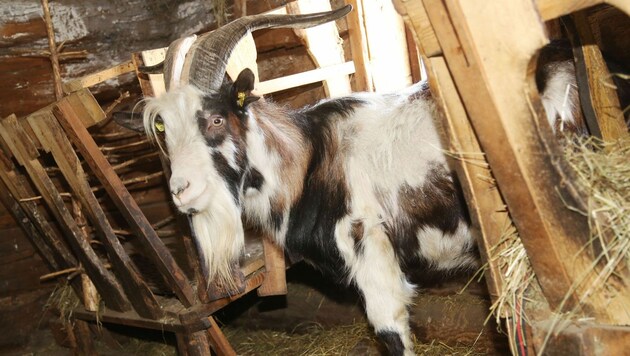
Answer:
[224,322,484,356]
[488,136,630,351]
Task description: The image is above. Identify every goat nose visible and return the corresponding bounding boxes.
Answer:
[170,177,190,198]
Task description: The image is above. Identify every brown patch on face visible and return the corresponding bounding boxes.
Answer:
[351,220,364,242]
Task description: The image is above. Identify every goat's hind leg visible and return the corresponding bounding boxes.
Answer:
[352,229,415,356]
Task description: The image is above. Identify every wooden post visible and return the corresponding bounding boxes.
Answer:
[257,235,288,296]
[345,0,373,92]
[567,10,629,141]
[421,0,630,324]
[287,0,352,97]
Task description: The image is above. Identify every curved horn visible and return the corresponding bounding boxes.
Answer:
[183,5,352,92]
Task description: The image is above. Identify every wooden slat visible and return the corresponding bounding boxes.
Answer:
[568,10,629,141]
[176,330,212,356]
[205,316,236,356]
[287,0,352,97]
[537,0,630,21]
[27,111,164,319]
[53,89,196,307]
[62,61,135,94]
[422,0,630,324]
[0,178,58,271]
[0,148,78,272]
[392,0,442,57]
[0,115,131,312]
[425,56,507,306]
[345,0,373,92]
[257,236,287,296]
[358,0,412,92]
[257,61,355,94]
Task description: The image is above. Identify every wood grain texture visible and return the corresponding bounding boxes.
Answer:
[422,0,630,324]
[27,111,164,319]
[53,90,196,307]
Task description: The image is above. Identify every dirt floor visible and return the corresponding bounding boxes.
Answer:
[1,263,509,355]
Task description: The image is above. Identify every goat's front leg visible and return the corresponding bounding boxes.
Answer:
[351,227,415,356]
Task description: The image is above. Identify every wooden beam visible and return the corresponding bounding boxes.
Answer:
[568,10,629,141]
[392,0,442,57]
[27,111,164,319]
[256,61,355,94]
[0,178,59,271]
[287,0,352,97]
[425,57,507,307]
[359,0,412,92]
[422,0,630,324]
[62,61,135,94]
[0,147,78,272]
[537,0,630,21]
[53,90,196,307]
[345,0,373,92]
[257,236,287,297]
[0,114,131,312]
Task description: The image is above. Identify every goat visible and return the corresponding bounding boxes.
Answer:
[130,5,585,355]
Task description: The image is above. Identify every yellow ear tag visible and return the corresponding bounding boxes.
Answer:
[237,92,246,107]
[155,121,165,132]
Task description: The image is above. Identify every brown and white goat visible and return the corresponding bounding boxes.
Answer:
[135,5,583,355]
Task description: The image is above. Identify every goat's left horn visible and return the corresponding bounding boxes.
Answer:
[183,5,352,92]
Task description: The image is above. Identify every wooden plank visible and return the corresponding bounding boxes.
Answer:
[206,317,236,356]
[27,111,164,319]
[531,320,630,355]
[569,11,628,141]
[393,0,442,57]
[0,148,78,272]
[425,57,507,306]
[53,90,196,307]
[72,306,184,333]
[257,61,355,94]
[537,0,630,21]
[359,0,412,92]
[139,48,167,97]
[405,25,423,83]
[0,115,131,312]
[72,320,97,356]
[176,330,212,356]
[0,178,59,271]
[345,0,373,92]
[257,236,287,296]
[422,0,630,324]
[287,0,352,97]
[62,61,135,94]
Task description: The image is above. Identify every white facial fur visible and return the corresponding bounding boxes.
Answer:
[143,85,245,287]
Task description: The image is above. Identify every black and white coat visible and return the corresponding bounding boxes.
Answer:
[143,64,577,355]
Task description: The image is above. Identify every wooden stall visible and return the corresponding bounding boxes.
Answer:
[394,0,630,354]
[1,0,629,354]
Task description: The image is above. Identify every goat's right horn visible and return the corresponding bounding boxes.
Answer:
[182,5,352,93]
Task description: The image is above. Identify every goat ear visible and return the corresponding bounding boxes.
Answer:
[232,68,260,109]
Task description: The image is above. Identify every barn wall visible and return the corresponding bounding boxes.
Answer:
[0,0,341,350]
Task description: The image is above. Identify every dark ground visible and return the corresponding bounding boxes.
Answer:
[1,263,509,355]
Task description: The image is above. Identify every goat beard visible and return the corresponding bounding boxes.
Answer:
[190,188,244,292]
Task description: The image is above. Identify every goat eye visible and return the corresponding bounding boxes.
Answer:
[211,116,224,127]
